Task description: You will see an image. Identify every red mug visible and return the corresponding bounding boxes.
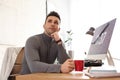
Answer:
[74,60,84,71]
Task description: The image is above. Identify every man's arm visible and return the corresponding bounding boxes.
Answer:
[51,32,70,63]
[57,42,70,63]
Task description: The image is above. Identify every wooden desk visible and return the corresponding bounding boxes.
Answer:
[16,72,120,80]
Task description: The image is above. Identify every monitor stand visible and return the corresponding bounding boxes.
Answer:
[106,50,115,66]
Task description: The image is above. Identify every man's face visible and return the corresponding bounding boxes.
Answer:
[44,16,60,36]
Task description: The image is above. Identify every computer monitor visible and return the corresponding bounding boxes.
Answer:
[86,18,116,60]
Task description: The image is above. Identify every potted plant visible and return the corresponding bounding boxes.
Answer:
[64,30,74,58]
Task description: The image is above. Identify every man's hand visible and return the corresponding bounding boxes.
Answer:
[60,59,75,73]
[51,32,61,41]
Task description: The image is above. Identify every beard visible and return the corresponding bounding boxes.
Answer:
[45,29,55,36]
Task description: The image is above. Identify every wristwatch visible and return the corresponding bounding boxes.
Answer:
[55,39,62,43]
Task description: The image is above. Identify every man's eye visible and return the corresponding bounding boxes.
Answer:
[48,20,52,23]
[54,21,58,25]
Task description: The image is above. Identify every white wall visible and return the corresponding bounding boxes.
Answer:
[0,0,70,46]
[0,0,46,46]
[70,0,101,59]
[47,0,71,41]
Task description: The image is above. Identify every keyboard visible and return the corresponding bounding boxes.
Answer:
[84,59,103,67]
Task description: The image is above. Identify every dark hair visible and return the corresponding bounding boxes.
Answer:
[45,11,61,22]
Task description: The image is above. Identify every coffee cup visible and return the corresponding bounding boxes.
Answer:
[74,60,84,71]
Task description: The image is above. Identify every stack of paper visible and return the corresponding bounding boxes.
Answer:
[85,66,120,78]
[89,66,117,73]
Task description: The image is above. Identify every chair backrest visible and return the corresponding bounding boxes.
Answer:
[10,47,24,74]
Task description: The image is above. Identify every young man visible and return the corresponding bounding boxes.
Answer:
[20,11,75,74]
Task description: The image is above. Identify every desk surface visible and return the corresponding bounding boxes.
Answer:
[16,72,120,80]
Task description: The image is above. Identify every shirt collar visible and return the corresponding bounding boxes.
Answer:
[42,33,52,42]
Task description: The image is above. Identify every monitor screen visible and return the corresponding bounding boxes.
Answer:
[86,18,116,60]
